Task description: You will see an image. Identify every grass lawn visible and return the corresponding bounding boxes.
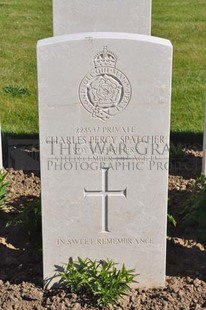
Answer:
[0,0,206,135]
[152,0,206,134]
[0,0,52,135]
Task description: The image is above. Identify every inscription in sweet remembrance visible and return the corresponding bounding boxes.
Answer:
[57,238,154,246]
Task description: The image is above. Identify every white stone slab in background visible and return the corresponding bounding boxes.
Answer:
[37,32,172,288]
[0,123,3,169]
[53,0,152,36]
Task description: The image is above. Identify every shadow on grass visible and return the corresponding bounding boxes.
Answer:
[170,132,203,145]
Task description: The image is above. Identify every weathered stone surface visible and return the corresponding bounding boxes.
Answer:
[37,32,172,288]
[53,0,152,36]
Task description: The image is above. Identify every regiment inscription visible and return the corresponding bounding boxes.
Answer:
[79,46,131,121]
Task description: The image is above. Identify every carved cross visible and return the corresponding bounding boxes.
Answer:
[84,168,127,233]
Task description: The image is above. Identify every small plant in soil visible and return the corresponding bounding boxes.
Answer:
[167,212,177,236]
[58,257,136,307]
[167,213,177,227]
[167,196,177,234]
[182,174,206,241]
[0,171,9,209]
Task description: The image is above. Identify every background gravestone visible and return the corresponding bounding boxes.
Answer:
[8,140,40,171]
[53,0,152,36]
[37,32,172,288]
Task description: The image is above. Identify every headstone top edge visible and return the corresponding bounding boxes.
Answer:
[37,32,172,48]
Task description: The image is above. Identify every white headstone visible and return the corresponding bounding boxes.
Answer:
[37,32,172,288]
[53,0,152,36]
[0,123,3,169]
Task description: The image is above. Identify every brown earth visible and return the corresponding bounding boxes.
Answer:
[0,150,206,309]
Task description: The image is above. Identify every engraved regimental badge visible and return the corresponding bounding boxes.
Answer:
[79,46,132,121]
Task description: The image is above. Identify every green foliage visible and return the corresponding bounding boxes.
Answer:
[182,174,206,241]
[0,0,52,134]
[59,257,136,307]
[153,0,206,134]
[3,85,30,97]
[0,171,9,209]
[167,213,177,227]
